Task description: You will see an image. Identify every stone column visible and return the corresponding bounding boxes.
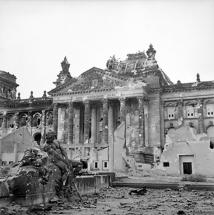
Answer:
[2,113,7,129]
[0,113,7,160]
[53,103,58,135]
[57,107,66,142]
[27,111,32,135]
[14,112,19,129]
[84,100,90,144]
[73,107,80,146]
[198,99,204,133]
[138,97,145,147]
[108,103,114,171]
[91,105,97,145]
[68,102,74,145]
[102,99,108,145]
[119,98,126,122]
[41,110,46,144]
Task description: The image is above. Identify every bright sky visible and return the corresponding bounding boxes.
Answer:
[0,0,214,98]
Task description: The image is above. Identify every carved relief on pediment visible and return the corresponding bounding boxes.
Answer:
[102,76,124,89]
[62,71,125,93]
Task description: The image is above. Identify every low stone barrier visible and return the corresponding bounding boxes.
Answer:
[76,174,110,194]
[0,174,110,206]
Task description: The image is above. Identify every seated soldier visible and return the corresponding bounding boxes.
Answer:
[43,131,73,185]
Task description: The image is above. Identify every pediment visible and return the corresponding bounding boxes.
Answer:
[50,67,128,95]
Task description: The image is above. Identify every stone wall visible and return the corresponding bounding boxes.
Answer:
[0,127,34,163]
[157,126,214,177]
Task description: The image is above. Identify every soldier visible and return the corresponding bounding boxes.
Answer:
[43,131,73,186]
[43,131,84,201]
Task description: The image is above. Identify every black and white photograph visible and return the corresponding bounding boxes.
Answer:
[0,0,214,214]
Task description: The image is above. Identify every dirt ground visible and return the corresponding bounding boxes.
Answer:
[1,187,214,215]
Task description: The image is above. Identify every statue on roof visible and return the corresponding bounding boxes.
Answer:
[146,44,156,60]
[106,55,118,71]
[61,57,70,72]
[144,44,158,69]
[53,56,72,87]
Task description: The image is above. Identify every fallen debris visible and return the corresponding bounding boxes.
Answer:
[1,131,87,207]
[129,187,147,195]
[177,210,186,215]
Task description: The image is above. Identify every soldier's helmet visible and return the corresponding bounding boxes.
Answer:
[45,131,57,143]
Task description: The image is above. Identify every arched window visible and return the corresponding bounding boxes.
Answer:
[184,101,198,118]
[19,113,28,127]
[167,107,176,120]
[164,102,177,120]
[206,103,214,117]
[32,112,41,127]
[46,111,53,126]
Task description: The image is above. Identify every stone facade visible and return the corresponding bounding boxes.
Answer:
[0,83,53,164]
[1,45,214,176]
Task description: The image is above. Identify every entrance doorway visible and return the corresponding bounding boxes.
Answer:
[179,155,194,175]
[183,162,192,174]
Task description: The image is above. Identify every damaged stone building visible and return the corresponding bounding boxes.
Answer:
[1,45,214,176]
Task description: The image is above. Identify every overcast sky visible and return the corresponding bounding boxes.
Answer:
[0,0,214,98]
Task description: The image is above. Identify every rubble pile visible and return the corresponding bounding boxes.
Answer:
[0,132,87,213]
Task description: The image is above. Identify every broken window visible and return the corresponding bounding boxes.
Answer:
[94,161,98,169]
[104,162,107,168]
[163,162,169,167]
[20,114,27,126]
[210,140,214,149]
[46,111,53,126]
[206,104,214,117]
[167,107,176,120]
[32,112,41,127]
[103,161,109,170]
[186,105,197,118]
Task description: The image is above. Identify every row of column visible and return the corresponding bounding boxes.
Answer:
[53,96,146,147]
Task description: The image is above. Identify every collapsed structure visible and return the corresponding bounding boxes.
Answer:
[1,45,214,176]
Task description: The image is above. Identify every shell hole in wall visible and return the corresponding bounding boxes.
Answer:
[34,132,42,145]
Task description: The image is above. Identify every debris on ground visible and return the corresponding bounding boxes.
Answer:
[1,187,214,214]
[129,187,147,195]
